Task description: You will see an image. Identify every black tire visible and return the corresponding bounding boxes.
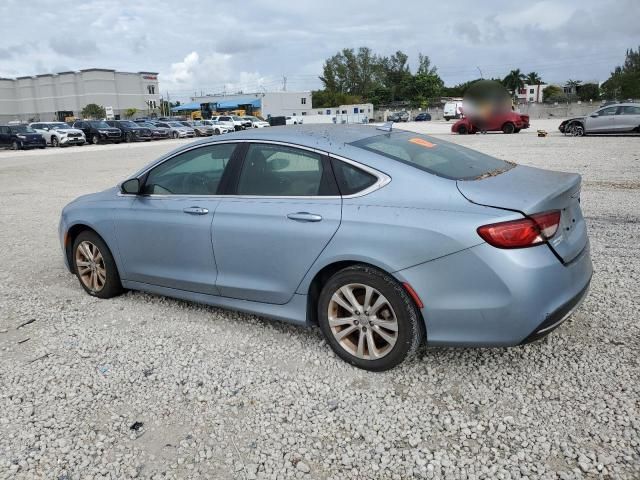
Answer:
[72,231,123,299]
[51,136,59,147]
[514,128,521,133]
[572,124,585,137]
[457,125,468,135]
[12,141,20,150]
[444,117,450,121]
[172,131,179,139]
[125,132,133,143]
[214,128,220,135]
[91,134,100,145]
[317,265,424,371]
[502,122,515,134]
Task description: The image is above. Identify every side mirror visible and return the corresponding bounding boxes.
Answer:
[121,178,141,195]
[590,113,599,117]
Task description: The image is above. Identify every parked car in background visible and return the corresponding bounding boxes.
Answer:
[559,103,640,136]
[30,122,85,147]
[0,124,46,150]
[153,121,195,139]
[201,120,233,135]
[106,120,152,143]
[388,111,410,122]
[211,116,238,131]
[59,125,592,371]
[414,113,432,122]
[285,116,303,125]
[135,121,171,140]
[451,111,530,134]
[185,121,214,137]
[72,120,122,144]
[243,116,270,128]
[443,101,463,121]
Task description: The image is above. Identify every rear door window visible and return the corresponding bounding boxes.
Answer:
[350,132,514,180]
[236,144,336,196]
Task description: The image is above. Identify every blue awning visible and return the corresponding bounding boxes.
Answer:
[215,98,262,109]
[170,102,201,112]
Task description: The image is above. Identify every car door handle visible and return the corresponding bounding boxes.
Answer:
[287,212,322,222]
[183,206,209,215]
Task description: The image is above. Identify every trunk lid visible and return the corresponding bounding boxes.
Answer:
[457,165,587,263]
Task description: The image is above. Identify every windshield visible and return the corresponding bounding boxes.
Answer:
[350,132,515,180]
[168,122,183,127]
[89,121,110,128]
[12,125,35,133]
[119,121,137,127]
[49,123,69,130]
[232,116,242,121]
[139,122,155,128]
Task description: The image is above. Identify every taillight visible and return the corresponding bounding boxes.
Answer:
[477,210,561,249]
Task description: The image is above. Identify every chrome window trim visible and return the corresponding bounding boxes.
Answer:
[117,139,391,200]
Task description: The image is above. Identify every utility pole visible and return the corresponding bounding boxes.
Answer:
[282,75,287,92]
[477,66,483,79]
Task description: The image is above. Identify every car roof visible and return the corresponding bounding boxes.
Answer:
[183,124,398,154]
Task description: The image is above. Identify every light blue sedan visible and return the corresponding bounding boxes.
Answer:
[59,125,592,370]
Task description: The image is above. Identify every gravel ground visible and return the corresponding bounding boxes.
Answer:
[0,121,638,479]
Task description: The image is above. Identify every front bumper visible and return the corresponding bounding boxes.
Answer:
[395,240,593,346]
[60,137,85,145]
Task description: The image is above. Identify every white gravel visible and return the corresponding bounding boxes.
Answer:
[1,122,639,479]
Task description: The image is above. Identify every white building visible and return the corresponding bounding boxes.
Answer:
[303,103,374,124]
[516,84,549,103]
[190,91,313,118]
[0,69,160,123]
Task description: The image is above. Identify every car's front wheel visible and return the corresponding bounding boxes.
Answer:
[318,265,424,371]
[91,134,100,145]
[51,136,59,147]
[72,231,123,299]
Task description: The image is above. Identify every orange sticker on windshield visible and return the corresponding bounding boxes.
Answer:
[409,138,436,148]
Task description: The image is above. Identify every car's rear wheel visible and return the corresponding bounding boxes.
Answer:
[457,125,468,135]
[51,136,59,147]
[502,122,515,134]
[318,265,424,371]
[72,231,123,299]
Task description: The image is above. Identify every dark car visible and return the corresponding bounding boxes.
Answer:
[72,120,122,145]
[106,120,152,142]
[0,124,46,150]
[414,113,432,122]
[135,121,170,140]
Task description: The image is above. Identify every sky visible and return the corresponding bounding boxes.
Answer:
[1,0,638,101]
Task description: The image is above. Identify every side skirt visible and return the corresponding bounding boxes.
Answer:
[121,280,309,327]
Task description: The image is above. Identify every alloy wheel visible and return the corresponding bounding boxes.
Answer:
[75,241,107,293]
[52,136,59,147]
[328,283,398,360]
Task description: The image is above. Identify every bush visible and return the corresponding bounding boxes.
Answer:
[543,85,567,104]
[81,104,106,119]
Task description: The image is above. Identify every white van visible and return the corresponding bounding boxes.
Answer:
[443,101,463,121]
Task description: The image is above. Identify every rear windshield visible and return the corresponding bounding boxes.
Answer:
[350,132,514,180]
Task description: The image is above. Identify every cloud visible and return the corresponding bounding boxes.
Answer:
[0,0,638,96]
[50,37,99,58]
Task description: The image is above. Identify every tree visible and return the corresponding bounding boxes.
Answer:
[601,46,640,100]
[542,85,567,103]
[577,83,600,102]
[502,69,526,95]
[525,72,542,85]
[81,103,106,119]
[125,108,138,118]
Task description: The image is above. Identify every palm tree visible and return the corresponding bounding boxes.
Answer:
[502,69,526,95]
[525,72,542,85]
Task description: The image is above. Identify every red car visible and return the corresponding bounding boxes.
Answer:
[451,111,530,134]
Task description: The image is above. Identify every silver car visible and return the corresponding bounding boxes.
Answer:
[29,122,86,147]
[59,125,591,371]
[154,121,195,139]
[560,103,640,136]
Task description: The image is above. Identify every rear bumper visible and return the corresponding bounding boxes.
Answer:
[394,240,592,346]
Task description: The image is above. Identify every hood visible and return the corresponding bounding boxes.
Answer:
[67,186,118,205]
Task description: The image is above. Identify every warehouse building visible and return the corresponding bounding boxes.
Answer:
[0,69,160,123]
[185,91,313,119]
